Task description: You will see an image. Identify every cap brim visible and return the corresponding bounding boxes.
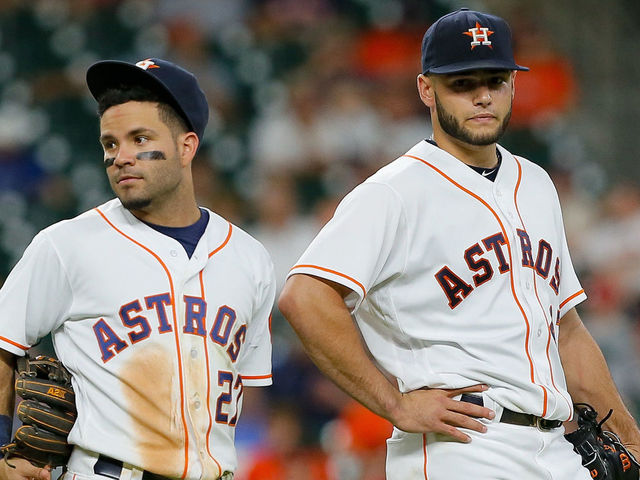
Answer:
[87,60,164,100]
[86,60,196,134]
[425,60,529,74]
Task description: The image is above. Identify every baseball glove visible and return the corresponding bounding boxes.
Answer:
[0,354,76,468]
[565,403,640,480]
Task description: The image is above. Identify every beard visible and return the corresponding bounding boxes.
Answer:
[120,197,152,211]
[435,93,512,146]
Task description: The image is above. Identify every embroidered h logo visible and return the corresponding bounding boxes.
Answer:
[463,22,494,49]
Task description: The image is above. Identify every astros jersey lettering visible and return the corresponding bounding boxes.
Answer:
[0,199,275,480]
[289,140,586,421]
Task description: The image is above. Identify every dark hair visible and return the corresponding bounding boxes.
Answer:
[97,84,189,138]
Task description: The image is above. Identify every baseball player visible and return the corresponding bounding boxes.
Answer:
[278,9,640,479]
[0,58,275,480]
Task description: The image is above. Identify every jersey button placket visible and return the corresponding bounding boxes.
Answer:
[187,347,203,411]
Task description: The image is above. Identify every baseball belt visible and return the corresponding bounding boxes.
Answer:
[460,394,563,430]
[94,455,234,480]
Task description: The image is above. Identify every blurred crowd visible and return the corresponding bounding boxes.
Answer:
[1,1,639,479]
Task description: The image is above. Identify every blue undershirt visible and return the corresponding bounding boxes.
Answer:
[143,208,209,258]
[426,138,502,182]
[0,414,11,446]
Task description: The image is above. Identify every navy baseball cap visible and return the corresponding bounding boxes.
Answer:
[86,58,209,141]
[421,8,529,74]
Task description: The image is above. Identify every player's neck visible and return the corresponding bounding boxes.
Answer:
[129,198,201,227]
[431,133,499,169]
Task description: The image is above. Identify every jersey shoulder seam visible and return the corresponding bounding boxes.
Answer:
[39,230,75,314]
[362,180,411,289]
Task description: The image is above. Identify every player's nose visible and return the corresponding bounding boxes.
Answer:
[473,85,492,106]
[112,147,137,167]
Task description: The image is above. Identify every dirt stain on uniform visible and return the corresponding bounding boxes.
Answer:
[121,344,185,477]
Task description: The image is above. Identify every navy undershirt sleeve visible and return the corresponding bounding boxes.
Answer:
[0,414,11,446]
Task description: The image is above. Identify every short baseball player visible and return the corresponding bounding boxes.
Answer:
[0,58,275,480]
[279,9,640,479]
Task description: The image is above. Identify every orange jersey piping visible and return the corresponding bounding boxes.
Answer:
[95,207,191,478]
[209,223,232,258]
[511,157,549,416]
[423,433,429,479]
[201,224,234,477]
[512,156,572,417]
[403,154,544,400]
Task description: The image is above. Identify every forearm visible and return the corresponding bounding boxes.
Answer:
[559,308,640,449]
[279,274,496,441]
[0,349,16,445]
[278,274,402,423]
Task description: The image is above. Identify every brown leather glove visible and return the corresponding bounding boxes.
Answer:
[1,355,76,468]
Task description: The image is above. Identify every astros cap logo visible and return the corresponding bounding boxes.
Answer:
[463,22,494,49]
[420,9,529,74]
[135,59,160,70]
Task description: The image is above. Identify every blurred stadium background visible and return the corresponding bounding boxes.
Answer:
[1,0,639,478]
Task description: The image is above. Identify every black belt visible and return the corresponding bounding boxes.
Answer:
[460,394,563,430]
[94,455,173,480]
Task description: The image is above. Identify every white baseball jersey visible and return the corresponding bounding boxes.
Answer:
[0,198,276,480]
[289,140,586,422]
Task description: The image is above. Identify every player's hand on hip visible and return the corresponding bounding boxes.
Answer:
[0,458,51,480]
[392,383,495,443]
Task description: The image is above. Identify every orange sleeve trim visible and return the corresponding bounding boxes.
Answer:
[94,207,191,478]
[559,289,584,309]
[208,222,233,258]
[240,374,273,380]
[0,335,28,351]
[290,264,367,299]
[404,154,540,391]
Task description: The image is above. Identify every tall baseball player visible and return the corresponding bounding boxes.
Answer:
[279,9,640,480]
[0,58,275,480]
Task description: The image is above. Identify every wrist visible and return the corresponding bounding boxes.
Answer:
[383,389,406,427]
[0,415,11,446]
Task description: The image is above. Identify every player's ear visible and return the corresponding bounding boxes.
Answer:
[417,74,435,108]
[510,71,517,100]
[179,132,199,167]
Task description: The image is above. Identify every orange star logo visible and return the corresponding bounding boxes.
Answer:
[463,22,494,49]
[136,59,160,70]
